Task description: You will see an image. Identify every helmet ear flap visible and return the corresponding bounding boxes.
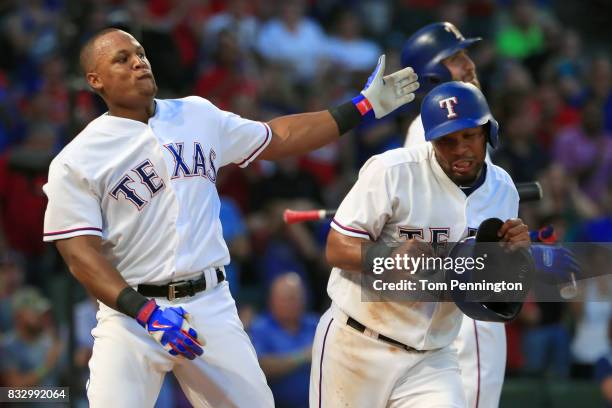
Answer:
[423,60,454,93]
[487,118,499,148]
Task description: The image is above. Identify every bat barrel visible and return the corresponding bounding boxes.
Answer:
[516,181,542,202]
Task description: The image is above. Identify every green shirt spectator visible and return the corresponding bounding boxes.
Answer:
[497,24,544,59]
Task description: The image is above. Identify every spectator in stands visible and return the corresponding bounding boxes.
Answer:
[492,91,550,182]
[0,252,24,333]
[252,157,323,210]
[0,287,65,388]
[533,83,580,150]
[203,0,258,54]
[219,196,251,294]
[249,272,319,408]
[4,0,61,89]
[194,29,258,111]
[0,125,55,285]
[570,273,612,379]
[496,0,544,60]
[256,0,328,83]
[537,164,600,229]
[553,101,612,202]
[132,0,193,93]
[552,30,583,87]
[581,55,612,133]
[325,10,380,73]
[595,320,612,407]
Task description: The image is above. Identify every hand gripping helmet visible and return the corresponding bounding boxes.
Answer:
[401,22,481,93]
[421,81,499,148]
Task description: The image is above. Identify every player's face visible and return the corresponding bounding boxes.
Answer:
[443,50,480,89]
[87,31,157,108]
[432,126,487,185]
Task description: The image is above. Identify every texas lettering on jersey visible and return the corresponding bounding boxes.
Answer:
[109,142,218,210]
[398,227,450,243]
[43,96,272,285]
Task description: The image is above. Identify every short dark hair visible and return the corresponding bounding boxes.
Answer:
[79,27,124,75]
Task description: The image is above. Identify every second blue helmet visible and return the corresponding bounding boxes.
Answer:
[401,22,481,94]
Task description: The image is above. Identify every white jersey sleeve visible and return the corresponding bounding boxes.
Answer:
[43,158,103,241]
[331,156,396,241]
[213,105,271,168]
[404,115,426,148]
[186,96,271,168]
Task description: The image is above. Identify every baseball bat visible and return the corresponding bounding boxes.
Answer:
[283,181,543,225]
[283,209,336,224]
[515,181,543,202]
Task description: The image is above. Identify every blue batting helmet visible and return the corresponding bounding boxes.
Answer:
[446,237,531,323]
[401,22,481,93]
[421,81,499,147]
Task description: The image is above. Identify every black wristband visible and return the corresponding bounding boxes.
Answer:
[328,100,362,135]
[116,287,149,319]
[362,241,396,273]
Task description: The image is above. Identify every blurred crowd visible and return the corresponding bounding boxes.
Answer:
[0,0,611,406]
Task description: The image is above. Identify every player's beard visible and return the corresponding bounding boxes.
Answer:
[464,75,480,89]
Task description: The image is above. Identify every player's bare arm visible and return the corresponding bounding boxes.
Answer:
[55,235,129,308]
[258,55,419,161]
[55,235,204,360]
[259,111,341,160]
[325,228,368,272]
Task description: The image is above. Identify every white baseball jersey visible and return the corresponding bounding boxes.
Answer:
[43,96,275,407]
[405,115,508,408]
[43,96,271,286]
[328,143,518,350]
[404,114,426,147]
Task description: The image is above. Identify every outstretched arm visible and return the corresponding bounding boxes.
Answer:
[258,55,419,161]
[259,110,341,161]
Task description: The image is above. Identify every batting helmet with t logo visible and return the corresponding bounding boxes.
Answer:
[421,81,499,148]
[401,22,481,94]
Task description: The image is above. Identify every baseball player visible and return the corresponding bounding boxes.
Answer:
[309,81,530,407]
[402,22,481,148]
[42,28,419,407]
[400,22,505,408]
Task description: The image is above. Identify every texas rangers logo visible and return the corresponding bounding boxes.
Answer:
[444,23,464,40]
[439,96,458,119]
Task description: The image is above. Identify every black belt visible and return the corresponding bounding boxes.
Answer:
[137,268,225,300]
[346,316,425,353]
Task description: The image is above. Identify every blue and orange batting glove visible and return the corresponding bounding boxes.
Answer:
[136,300,204,360]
